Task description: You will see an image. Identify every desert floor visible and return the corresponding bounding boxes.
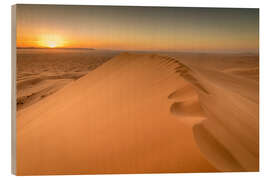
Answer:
[16,49,120,110]
[16,49,259,175]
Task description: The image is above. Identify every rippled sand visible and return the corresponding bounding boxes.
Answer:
[16,51,259,175]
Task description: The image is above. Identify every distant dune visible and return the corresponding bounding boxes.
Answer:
[16,52,259,175]
[223,67,259,80]
[16,49,118,110]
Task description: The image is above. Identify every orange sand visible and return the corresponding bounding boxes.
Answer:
[16,52,259,175]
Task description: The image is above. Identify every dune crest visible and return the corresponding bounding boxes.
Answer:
[16,53,258,174]
[17,53,216,175]
[168,86,206,126]
[167,55,259,171]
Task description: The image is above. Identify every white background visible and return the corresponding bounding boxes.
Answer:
[0,0,269,179]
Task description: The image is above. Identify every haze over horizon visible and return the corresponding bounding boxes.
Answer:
[16,5,259,53]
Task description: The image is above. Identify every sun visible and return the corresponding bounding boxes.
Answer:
[46,41,57,48]
[38,34,65,48]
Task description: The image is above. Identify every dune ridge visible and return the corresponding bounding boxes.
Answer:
[16,53,258,175]
[16,72,86,110]
[16,49,118,111]
[165,54,259,171]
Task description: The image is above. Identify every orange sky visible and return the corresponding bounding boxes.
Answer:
[16,5,259,52]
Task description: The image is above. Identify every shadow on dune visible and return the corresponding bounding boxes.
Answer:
[165,55,259,172]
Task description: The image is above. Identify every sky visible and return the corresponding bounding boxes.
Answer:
[16,5,259,52]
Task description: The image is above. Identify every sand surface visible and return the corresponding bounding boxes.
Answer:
[16,51,259,175]
[166,52,259,171]
[16,49,119,110]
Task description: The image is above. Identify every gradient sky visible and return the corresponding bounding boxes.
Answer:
[16,5,259,52]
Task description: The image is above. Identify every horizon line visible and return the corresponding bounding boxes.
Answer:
[16,46,259,54]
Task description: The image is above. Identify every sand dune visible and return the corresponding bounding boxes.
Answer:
[16,53,216,175]
[167,53,259,171]
[16,53,259,175]
[223,67,259,80]
[169,85,206,126]
[16,49,118,110]
[16,73,85,110]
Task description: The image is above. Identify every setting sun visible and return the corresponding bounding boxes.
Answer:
[45,41,57,48]
[37,34,65,48]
